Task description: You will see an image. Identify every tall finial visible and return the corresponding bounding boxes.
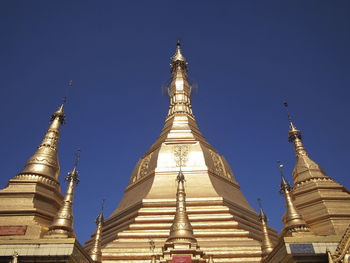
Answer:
[170,39,187,73]
[283,101,292,124]
[283,101,302,142]
[46,150,81,238]
[257,198,274,258]
[90,198,105,263]
[277,161,309,236]
[166,40,194,119]
[277,160,290,192]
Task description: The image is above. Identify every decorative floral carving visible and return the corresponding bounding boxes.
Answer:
[174,145,189,167]
[209,149,227,178]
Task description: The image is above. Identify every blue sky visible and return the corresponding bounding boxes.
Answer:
[1,1,349,243]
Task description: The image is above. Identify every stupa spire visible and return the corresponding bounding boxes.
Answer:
[167,40,194,119]
[278,161,309,236]
[283,102,327,184]
[257,198,274,258]
[18,96,67,181]
[46,149,80,238]
[89,199,105,263]
[166,171,197,244]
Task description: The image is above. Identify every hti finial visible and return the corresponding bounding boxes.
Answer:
[74,149,81,168]
[283,101,292,124]
[101,198,105,213]
[278,160,291,193]
[258,198,262,210]
[277,160,284,177]
[65,149,80,184]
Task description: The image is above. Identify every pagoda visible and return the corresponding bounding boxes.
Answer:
[84,41,278,262]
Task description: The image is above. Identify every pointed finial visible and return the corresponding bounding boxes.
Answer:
[90,198,105,263]
[258,198,262,210]
[283,101,292,124]
[170,39,187,73]
[277,161,310,236]
[101,198,105,213]
[258,198,267,222]
[65,149,80,184]
[283,101,302,143]
[45,150,81,238]
[278,161,291,193]
[95,198,105,224]
[258,198,274,257]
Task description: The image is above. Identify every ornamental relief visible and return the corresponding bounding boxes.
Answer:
[174,145,189,168]
[208,149,229,179]
[136,152,153,181]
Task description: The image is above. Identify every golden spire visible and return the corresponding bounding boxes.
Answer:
[208,255,214,263]
[167,40,194,119]
[257,198,274,257]
[166,171,197,244]
[89,199,105,263]
[283,102,327,183]
[18,96,67,181]
[46,149,80,238]
[278,161,309,236]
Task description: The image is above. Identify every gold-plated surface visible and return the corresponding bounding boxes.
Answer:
[84,41,278,262]
[19,99,66,181]
[0,99,67,239]
[166,172,197,244]
[0,238,94,263]
[328,224,350,262]
[160,171,206,262]
[285,103,350,236]
[46,150,80,238]
[89,200,105,263]
[278,161,309,236]
[264,235,339,263]
[258,199,274,258]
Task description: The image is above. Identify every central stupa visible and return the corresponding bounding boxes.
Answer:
[85,41,278,262]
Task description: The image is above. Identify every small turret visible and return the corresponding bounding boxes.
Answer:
[46,150,80,238]
[257,198,274,258]
[89,199,105,263]
[278,161,309,236]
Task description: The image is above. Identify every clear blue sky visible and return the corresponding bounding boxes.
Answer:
[1,1,349,243]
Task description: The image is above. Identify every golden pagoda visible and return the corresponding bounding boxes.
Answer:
[0,99,66,239]
[0,95,93,263]
[0,41,349,263]
[284,103,350,236]
[84,40,278,262]
[263,104,350,263]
